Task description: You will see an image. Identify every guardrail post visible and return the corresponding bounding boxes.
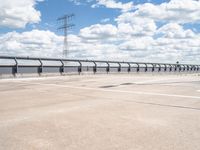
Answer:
[144,63,147,72]
[127,62,131,73]
[78,61,82,74]
[38,59,43,75]
[194,65,197,71]
[151,64,154,72]
[182,65,185,71]
[158,64,161,72]
[60,60,64,74]
[187,65,190,71]
[92,61,97,74]
[106,62,110,73]
[179,65,181,72]
[169,64,172,72]
[118,62,121,72]
[12,57,18,76]
[197,65,199,71]
[174,65,177,72]
[190,65,193,71]
[164,64,167,72]
[136,63,140,72]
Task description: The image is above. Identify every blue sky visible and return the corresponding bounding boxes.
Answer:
[1,0,199,34]
[0,0,200,63]
[1,0,170,34]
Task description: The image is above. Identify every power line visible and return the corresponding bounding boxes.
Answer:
[57,14,75,58]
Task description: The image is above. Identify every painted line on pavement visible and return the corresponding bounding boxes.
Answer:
[17,81,200,100]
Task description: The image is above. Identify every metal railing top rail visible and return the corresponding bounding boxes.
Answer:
[0,56,199,67]
[0,55,199,77]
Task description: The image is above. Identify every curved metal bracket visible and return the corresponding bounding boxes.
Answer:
[144,63,148,72]
[178,65,182,72]
[38,59,43,74]
[106,62,110,73]
[164,64,167,72]
[78,60,82,74]
[182,65,185,71]
[194,65,197,71]
[197,65,200,71]
[92,61,97,74]
[158,64,161,72]
[14,57,18,66]
[190,65,193,71]
[151,64,154,72]
[12,57,18,75]
[127,62,131,72]
[173,64,177,72]
[136,63,140,72]
[169,64,172,72]
[186,65,190,71]
[60,60,64,73]
[118,62,121,72]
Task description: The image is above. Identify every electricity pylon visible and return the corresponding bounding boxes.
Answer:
[57,14,75,58]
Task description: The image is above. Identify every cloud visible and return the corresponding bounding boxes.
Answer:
[157,23,195,39]
[119,37,154,51]
[132,0,200,24]
[0,0,44,28]
[117,17,157,38]
[79,24,117,41]
[1,0,200,64]
[1,21,200,64]
[92,0,134,12]
[0,30,63,57]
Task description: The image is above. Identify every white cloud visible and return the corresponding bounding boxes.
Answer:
[0,0,44,28]
[133,0,200,24]
[1,0,200,64]
[76,22,200,63]
[157,23,195,39]
[1,21,200,64]
[119,37,154,51]
[79,24,117,41]
[92,0,134,12]
[0,30,63,57]
[117,17,157,37]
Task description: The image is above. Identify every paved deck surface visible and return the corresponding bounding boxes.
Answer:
[0,74,200,150]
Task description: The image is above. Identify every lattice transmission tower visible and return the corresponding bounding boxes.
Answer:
[57,14,75,58]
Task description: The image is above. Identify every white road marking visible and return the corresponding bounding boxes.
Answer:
[0,76,99,83]
[134,78,180,84]
[17,81,200,100]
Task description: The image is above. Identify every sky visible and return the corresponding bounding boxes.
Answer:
[0,0,200,64]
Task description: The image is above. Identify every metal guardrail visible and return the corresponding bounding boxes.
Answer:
[0,56,199,76]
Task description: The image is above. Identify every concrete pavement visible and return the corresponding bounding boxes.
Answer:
[0,74,200,150]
